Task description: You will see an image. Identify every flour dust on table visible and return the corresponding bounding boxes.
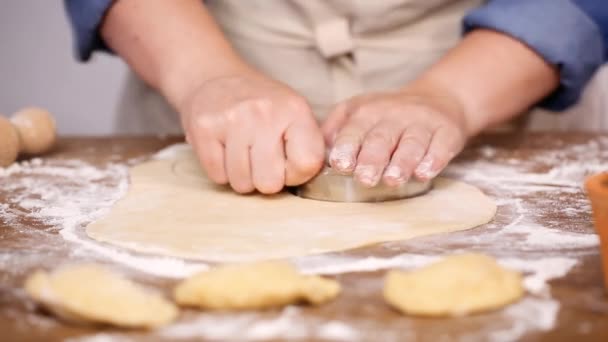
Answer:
[1,137,606,341]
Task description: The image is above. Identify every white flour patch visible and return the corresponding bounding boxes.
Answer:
[489,298,560,342]
[296,253,439,275]
[499,258,579,296]
[153,143,191,160]
[67,334,133,342]
[151,297,558,342]
[506,222,599,249]
[1,138,605,340]
[157,307,359,341]
[0,157,208,278]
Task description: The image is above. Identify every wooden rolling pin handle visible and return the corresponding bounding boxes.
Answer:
[0,107,57,167]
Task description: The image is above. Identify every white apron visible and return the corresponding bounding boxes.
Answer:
[114,0,607,134]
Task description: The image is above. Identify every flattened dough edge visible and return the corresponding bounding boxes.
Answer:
[86,150,497,262]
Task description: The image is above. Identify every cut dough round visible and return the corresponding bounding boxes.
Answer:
[383,254,524,317]
[174,261,341,310]
[86,148,497,262]
[24,264,178,328]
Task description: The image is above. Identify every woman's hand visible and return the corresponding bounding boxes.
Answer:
[180,74,325,194]
[321,29,560,189]
[322,85,469,187]
[101,0,324,195]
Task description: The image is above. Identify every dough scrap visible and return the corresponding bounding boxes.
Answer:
[86,148,497,262]
[24,264,178,328]
[383,254,524,317]
[174,261,341,310]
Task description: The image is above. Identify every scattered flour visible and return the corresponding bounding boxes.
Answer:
[71,298,558,342]
[152,143,192,160]
[156,307,359,341]
[66,335,133,342]
[489,298,560,342]
[1,137,606,341]
[500,258,579,296]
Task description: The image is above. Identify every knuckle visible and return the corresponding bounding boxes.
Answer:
[430,150,451,167]
[351,105,373,120]
[250,98,273,114]
[256,180,284,195]
[285,96,310,116]
[227,98,273,124]
[224,108,243,125]
[208,172,227,185]
[335,131,362,146]
[399,134,428,153]
[391,153,421,168]
[202,159,224,180]
[331,101,349,115]
[231,182,255,194]
[194,115,217,132]
[365,129,396,148]
[438,125,466,148]
[292,155,324,176]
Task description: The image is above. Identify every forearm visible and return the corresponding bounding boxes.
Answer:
[409,29,560,136]
[101,0,252,111]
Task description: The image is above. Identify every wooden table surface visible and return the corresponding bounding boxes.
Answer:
[1,133,608,342]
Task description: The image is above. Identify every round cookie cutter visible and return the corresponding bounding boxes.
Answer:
[294,166,433,203]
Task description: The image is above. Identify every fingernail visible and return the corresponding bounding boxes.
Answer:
[329,145,356,172]
[415,156,439,179]
[384,165,407,184]
[355,164,380,187]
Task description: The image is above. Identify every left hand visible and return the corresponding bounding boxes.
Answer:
[322,86,470,187]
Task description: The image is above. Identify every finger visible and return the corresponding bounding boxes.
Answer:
[382,125,432,187]
[225,127,254,193]
[284,117,325,186]
[328,113,373,174]
[414,125,465,181]
[191,137,228,185]
[354,121,404,187]
[250,130,286,194]
[321,102,349,145]
[186,118,228,184]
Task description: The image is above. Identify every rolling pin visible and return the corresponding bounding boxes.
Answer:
[0,107,56,167]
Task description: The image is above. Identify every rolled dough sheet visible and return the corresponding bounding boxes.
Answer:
[86,149,496,262]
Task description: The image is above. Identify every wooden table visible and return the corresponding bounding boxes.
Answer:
[1,133,607,342]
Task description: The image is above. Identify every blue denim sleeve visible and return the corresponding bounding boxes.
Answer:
[463,0,605,111]
[64,0,114,61]
[573,0,608,59]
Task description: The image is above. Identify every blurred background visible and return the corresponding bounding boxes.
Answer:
[0,1,126,135]
[1,1,606,135]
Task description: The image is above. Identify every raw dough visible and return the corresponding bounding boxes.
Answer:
[87,148,496,262]
[383,254,524,317]
[24,264,178,328]
[174,261,340,310]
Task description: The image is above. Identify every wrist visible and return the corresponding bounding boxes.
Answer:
[400,78,475,137]
[404,30,559,137]
[160,53,255,115]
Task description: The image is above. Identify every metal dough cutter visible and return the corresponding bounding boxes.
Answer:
[294,165,433,203]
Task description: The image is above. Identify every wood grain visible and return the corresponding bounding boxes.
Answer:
[1,134,607,342]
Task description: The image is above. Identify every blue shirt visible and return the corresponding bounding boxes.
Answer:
[64,0,607,111]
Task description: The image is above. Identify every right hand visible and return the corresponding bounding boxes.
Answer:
[180,74,325,194]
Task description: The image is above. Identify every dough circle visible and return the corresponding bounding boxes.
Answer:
[86,148,496,262]
[383,254,524,317]
[24,264,178,328]
[174,261,341,310]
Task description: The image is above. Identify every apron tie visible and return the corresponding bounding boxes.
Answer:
[311,15,362,104]
[313,17,354,59]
